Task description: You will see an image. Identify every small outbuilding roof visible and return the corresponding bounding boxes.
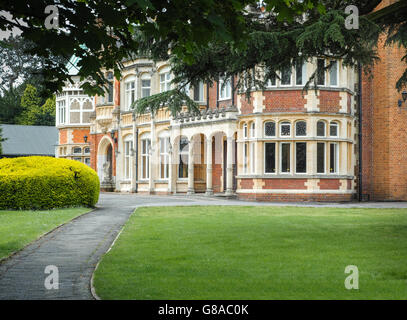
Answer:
[1,124,58,157]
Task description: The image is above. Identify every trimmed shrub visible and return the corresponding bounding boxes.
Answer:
[0,156,100,210]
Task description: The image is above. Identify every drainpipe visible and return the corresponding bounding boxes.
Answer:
[135,127,139,193]
[358,63,363,201]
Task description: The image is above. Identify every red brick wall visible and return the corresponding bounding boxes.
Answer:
[59,129,67,144]
[240,178,254,189]
[361,0,407,200]
[318,91,341,113]
[240,93,254,114]
[263,178,307,189]
[72,128,89,144]
[263,90,306,112]
[318,179,340,190]
[238,193,353,202]
[114,78,120,106]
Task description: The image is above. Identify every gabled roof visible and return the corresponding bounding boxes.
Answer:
[1,124,58,156]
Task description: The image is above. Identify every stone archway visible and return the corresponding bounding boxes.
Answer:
[97,136,115,191]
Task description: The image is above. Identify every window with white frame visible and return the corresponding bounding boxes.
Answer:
[73,147,82,154]
[250,122,256,138]
[281,66,292,86]
[243,143,248,174]
[264,142,276,173]
[141,74,151,98]
[317,59,325,86]
[296,62,307,86]
[69,99,81,124]
[219,77,232,100]
[264,121,276,137]
[280,142,291,173]
[249,142,255,173]
[317,142,325,173]
[329,143,338,173]
[329,60,338,86]
[125,77,136,111]
[317,120,326,137]
[160,136,170,179]
[243,123,248,139]
[141,138,150,179]
[193,81,204,102]
[280,121,291,137]
[160,68,171,92]
[58,100,66,124]
[295,142,307,173]
[84,158,91,166]
[107,72,114,103]
[84,147,90,154]
[178,137,189,178]
[124,136,133,180]
[330,122,339,137]
[267,71,276,87]
[295,121,307,137]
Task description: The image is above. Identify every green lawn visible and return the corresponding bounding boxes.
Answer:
[94,206,407,300]
[0,207,91,260]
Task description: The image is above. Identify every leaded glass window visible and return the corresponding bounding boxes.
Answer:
[317,121,326,137]
[280,122,291,137]
[295,121,307,136]
[264,122,275,137]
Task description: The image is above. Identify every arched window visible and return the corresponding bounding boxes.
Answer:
[295,121,307,137]
[280,121,291,137]
[264,121,276,137]
[330,121,339,137]
[73,147,82,154]
[317,120,326,137]
[70,99,80,124]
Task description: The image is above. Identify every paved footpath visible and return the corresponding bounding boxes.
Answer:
[1,193,407,300]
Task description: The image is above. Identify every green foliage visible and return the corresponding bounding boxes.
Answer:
[0,85,24,124]
[0,207,90,260]
[0,0,324,97]
[17,84,55,126]
[133,89,200,117]
[0,156,100,210]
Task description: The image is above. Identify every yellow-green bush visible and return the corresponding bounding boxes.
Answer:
[0,156,100,210]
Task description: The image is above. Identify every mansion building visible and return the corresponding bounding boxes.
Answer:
[55,39,407,202]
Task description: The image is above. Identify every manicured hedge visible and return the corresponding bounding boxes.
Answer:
[0,156,100,210]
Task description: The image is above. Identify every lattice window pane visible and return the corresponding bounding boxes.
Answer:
[281,123,291,136]
[317,121,325,136]
[295,121,307,136]
[265,122,275,137]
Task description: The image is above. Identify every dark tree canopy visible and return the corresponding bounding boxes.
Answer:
[0,0,406,106]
